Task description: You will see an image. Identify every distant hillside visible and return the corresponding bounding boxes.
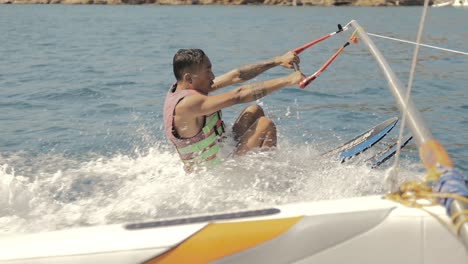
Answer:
[1,0,431,6]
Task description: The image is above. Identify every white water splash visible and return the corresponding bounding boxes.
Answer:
[0,142,420,235]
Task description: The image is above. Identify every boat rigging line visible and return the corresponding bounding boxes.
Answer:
[391,0,432,185]
[367,32,468,56]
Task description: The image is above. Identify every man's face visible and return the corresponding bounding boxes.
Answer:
[191,55,215,94]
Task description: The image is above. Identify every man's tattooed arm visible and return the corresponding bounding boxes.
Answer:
[251,82,268,100]
[237,59,277,81]
[234,76,291,104]
[230,71,303,106]
[213,51,298,91]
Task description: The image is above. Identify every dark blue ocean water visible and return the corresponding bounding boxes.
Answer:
[0,5,467,234]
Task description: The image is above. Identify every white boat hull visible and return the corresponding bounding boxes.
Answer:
[0,195,466,263]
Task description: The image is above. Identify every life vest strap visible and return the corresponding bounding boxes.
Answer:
[183,144,220,163]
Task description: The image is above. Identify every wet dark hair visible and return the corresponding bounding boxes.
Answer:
[173,49,206,81]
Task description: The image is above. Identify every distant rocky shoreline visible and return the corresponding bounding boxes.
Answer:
[1,0,433,6]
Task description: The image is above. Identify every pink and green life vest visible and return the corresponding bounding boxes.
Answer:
[163,84,225,172]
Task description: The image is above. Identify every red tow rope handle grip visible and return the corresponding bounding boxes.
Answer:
[299,75,316,89]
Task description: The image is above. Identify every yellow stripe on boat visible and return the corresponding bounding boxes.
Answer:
[144,216,302,264]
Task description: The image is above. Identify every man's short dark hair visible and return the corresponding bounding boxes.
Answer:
[173,49,206,81]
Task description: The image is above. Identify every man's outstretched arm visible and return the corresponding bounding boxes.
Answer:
[179,71,304,118]
[212,51,299,91]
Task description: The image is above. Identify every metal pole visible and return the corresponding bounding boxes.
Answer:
[349,20,433,147]
[350,20,468,251]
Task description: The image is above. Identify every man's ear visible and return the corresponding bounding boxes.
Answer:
[183,73,192,83]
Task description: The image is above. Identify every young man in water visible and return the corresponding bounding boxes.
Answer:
[163,49,304,172]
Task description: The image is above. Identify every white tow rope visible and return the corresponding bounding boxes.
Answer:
[368,32,468,56]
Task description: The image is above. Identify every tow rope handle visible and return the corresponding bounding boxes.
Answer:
[292,24,358,89]
[299,41,350,89]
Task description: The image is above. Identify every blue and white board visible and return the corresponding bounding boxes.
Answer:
[324,117,399,163]
[367,134,413,168]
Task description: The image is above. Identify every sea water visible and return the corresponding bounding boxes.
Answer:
[0,5,467,234]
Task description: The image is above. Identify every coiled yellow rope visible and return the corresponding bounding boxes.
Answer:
[385,180,468,235]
